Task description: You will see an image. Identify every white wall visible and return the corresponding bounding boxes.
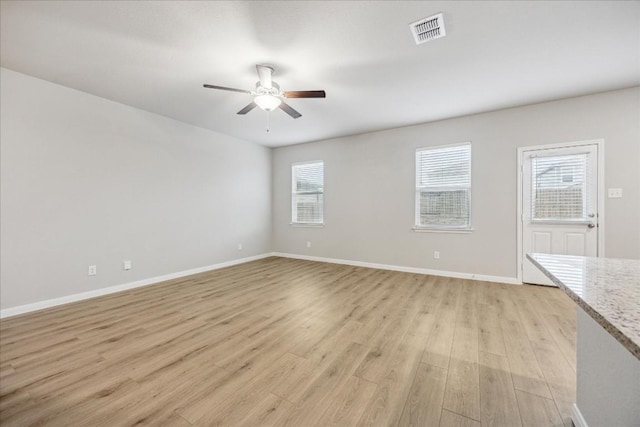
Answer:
[272,87,640,280]
[2,68,638,311]
[0,68,272,310]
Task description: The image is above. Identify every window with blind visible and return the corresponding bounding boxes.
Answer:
[292,161,324,224]
[531,153,589,221]
[415,143,471,229]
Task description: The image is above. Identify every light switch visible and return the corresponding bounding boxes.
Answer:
[608,188,622,198]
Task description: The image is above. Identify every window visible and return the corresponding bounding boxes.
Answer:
[292,161,324,225]
[531,153,589,221]
[415,143,471,229]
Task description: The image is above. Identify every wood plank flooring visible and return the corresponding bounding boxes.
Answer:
[0,257,577,426]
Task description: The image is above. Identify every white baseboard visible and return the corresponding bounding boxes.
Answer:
[271,252,521,285]
[1,252,520,319]
[0,253,272,319]
[572,403,589,427]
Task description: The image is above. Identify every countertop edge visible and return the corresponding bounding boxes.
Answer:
[526,254,640,361]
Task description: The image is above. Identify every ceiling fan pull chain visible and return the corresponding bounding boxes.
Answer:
[266,111,270,133]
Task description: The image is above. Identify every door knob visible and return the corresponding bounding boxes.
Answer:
[587,223,596,229]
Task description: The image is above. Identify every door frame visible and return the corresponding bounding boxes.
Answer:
[516,139,605,284]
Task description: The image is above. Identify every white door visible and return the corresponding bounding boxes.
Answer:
[521,143,599,285]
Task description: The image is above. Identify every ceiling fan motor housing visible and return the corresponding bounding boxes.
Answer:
[255,81,282,97]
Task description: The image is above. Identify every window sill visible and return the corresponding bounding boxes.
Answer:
[290,223,325,228]
[412,227,474,234]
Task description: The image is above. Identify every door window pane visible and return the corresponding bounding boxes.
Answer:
[532,153,588,221]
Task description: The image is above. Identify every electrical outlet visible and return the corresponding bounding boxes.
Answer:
[88,265,97,276]
[433,251,440,260]
[123,260,132,271]
[237,243,243,251]
[306,241,311,248]
[608,188,622,198]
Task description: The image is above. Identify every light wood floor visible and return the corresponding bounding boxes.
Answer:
[0,257,577,427]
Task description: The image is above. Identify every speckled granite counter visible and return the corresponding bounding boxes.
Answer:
[528,253,640,360]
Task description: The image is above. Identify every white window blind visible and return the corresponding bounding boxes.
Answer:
[532,153,589,221]
[292,161,324,224]
[415,143,471,229]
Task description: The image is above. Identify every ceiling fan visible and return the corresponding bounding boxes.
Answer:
[203,65,326,119]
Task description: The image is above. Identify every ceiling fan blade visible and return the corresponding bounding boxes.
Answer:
[237,102,258,115]
[203,84,251,94]
[256,65,274,89]
[284,90,326,99]
[279,101,302,119]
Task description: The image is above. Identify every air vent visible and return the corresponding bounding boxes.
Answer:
[410,13,446,45]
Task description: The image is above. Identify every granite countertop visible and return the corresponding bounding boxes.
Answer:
[527,253,640,361]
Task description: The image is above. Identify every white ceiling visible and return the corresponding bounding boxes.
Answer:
[1,1,638,147]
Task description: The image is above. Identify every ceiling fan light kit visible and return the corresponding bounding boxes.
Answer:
[203,64,326,124]
[253,80,283,112]
[254,94,282,112]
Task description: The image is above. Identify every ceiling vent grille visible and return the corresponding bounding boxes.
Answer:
[410,13,445,45]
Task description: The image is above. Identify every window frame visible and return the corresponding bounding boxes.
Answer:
[291,160,324,226]
[414,142,473,232]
